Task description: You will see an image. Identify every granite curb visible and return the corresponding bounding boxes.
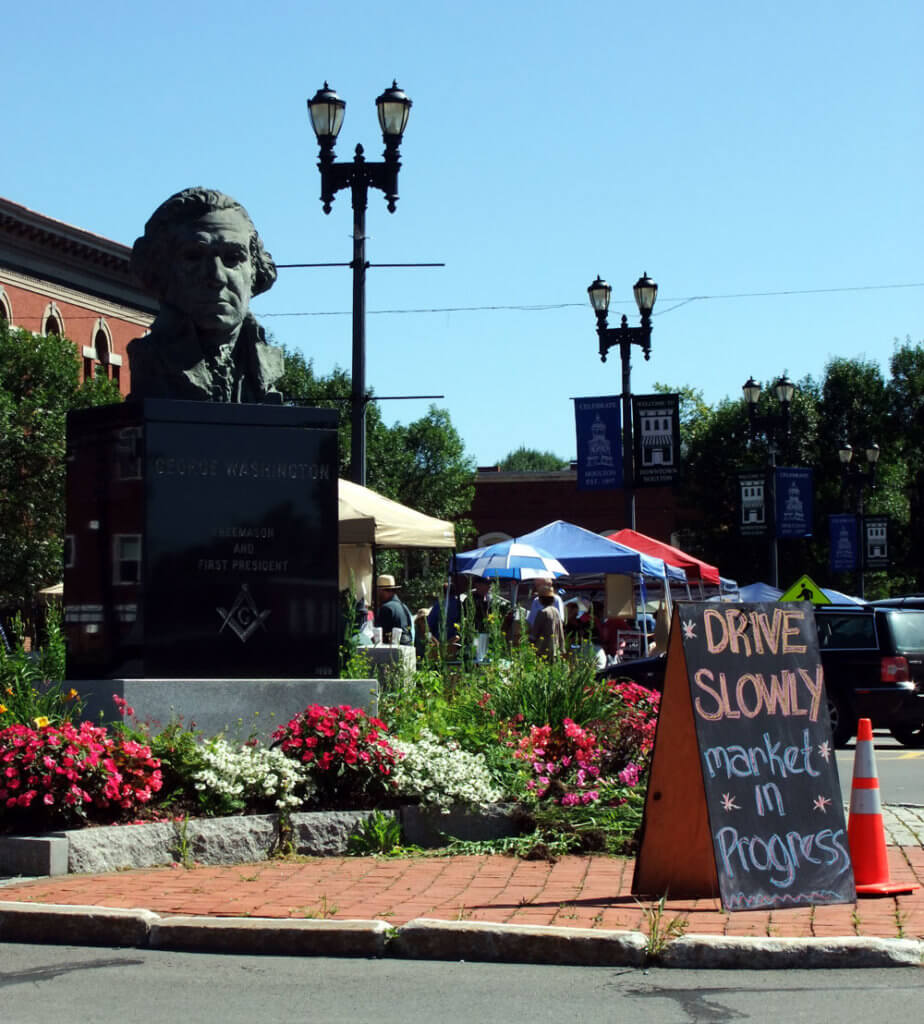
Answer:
[2,804,918,879]
[0,902,921,969]
[0,804,523,877]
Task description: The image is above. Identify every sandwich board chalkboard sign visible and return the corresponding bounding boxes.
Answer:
[633,602,855,910]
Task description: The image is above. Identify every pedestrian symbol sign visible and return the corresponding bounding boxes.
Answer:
[778,574,831,604]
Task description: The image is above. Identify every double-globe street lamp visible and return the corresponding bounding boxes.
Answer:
[742,374,796,588]
[838,440,881,598]
[307,81,412,486]
[587,273,658,530]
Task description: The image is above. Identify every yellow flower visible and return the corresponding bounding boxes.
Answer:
[33,716,50,728]
[0,704,7,714]
[4,687,11,696]
[66,689,79,701]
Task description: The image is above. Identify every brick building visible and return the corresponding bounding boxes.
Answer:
[471,466,691,547]
[0,196,156,392]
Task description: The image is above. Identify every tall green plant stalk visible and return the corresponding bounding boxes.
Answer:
[0,607,79,725]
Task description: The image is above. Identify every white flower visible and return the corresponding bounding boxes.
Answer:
[390,730,504,812]
[191,739,315,811]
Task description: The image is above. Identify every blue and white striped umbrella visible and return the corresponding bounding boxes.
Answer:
[462,540,567,581]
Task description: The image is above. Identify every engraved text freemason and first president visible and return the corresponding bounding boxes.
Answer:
[127,187,284,403]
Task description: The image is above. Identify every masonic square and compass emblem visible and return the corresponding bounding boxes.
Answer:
[216,584,271,642]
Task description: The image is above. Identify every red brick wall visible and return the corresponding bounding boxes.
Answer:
[2,281,144,396]
[471,471,688,544]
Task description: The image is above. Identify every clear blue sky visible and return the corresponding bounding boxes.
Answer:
[5,1,921,466]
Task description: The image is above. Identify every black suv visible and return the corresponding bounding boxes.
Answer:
[815,604,924,747]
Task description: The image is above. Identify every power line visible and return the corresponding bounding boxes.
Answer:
[260,281,924,318]
[20,280,921,322]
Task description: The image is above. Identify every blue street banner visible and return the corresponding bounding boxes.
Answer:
[574,396,622,490]
[775,466,813,538]
[829,514,858,572]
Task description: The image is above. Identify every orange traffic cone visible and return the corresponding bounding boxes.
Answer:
[847,718,918,896]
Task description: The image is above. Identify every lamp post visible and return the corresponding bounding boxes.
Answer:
[307,81,412,486]
[742,374,796,588]
[838,441,880,598]
[588,273,658,530]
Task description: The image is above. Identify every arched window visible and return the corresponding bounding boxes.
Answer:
[94,327,110,364]
[42,302,64,337]
[477,531,513,547]
[82,318,121,385]
[0,288,11,324]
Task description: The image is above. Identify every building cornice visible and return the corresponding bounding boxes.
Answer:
[0,196,158,316]
[0,197,132,267]
[0,266,154,329]
[476,468,578,484]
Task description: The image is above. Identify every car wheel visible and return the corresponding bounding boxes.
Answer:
[889,722,924,748]
[827,693,855,748]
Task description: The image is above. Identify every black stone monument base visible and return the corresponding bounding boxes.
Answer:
[65,400,340,681]
[76,678,378,744]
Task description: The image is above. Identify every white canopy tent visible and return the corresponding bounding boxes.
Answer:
[338,479,456,599]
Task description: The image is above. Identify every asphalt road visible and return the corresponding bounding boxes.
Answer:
[835,731,923,806]
[1,945,923,1023]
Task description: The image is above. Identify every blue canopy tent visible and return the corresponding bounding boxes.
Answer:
[737,582,783,602]
[516,521,677,581]
[455,521,680,580]
[519,521,683,655]
[733,582,863,605]
[455,521,683,655]
[819,587,863,606]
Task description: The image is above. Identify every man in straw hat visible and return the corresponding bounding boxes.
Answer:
[526,578,565,628]
[375,574,413,645]
[529,579,566,660]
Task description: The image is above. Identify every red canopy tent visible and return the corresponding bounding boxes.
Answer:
[605,529,721,587]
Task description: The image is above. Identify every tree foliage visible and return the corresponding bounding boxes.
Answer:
[278,345,474,529]
[497,446,570,472]
[0,322,121,608]
[660,340,924,595]
[278,346,476,608]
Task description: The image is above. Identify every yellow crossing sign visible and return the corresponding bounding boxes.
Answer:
[778,574,831,604]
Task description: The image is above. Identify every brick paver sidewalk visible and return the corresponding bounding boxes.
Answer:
[2,846,922,941]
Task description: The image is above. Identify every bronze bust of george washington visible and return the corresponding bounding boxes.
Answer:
[127,187,284,403]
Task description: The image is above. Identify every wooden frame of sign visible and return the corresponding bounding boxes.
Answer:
[632,602,855,911]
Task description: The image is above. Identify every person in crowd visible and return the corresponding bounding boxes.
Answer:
[563,599,590,643]
[414,607,435,661]
[529,583,566,660]
[564,597,608,670]
[526,578,565,628]
[341,588,375,645]
[502,603,528,645]
[375,574,413,645]
[600,612,632,662]
[427,577,467,655]
[469,574,510,634]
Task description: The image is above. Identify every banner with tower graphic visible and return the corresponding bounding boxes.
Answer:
[775,467,813,538]
[574,396,622,490]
